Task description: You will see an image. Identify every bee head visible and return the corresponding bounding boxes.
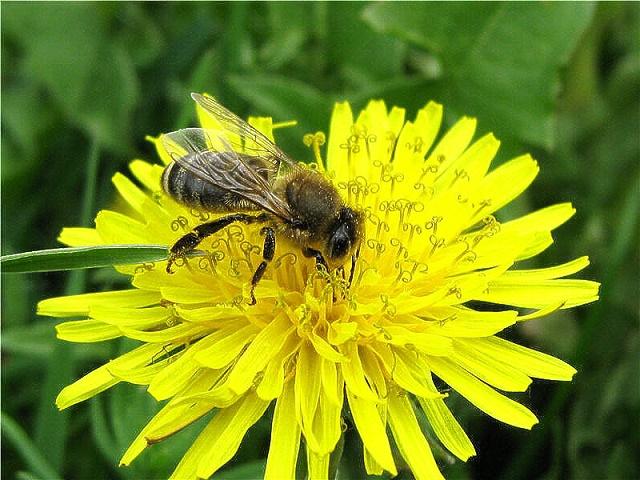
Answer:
[326,207,364,261]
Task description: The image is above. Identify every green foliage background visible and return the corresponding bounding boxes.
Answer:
[2,3,638,479]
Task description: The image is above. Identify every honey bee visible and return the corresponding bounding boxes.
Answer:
[161,93,364,304]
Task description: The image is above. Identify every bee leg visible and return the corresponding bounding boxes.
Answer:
[249,226,276,305]
[347,245,360,286]
[166,212,269,273]
[302,247,328,272]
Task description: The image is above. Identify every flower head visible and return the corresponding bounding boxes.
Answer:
[38,96,599,479]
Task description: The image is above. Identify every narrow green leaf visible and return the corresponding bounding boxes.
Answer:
[1,412,62,480]
[0,245,168,274]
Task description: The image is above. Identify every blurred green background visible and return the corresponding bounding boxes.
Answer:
[2,3,638,479]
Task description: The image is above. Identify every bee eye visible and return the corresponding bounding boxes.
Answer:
[328,226,351,259]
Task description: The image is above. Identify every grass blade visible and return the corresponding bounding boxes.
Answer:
[1,411,63,480]
[0,245,169,273]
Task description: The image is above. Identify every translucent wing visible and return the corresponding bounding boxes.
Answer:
[162,127,294,220]
[190,92,299,174]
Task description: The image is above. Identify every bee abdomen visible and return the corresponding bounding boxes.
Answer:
[162,161,257,212]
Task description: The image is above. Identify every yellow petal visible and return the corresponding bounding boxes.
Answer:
[477,279,600,309]
[129,159,163,191]
[226,314,292,394]
[58,227,103,246]
[120,322,205,343]
[257,333,300,401]
[89,305,170,329]
[433,133,500,192]
[421,307,518,337]
[514,232,554,261]
[143,403,212,448]
[346,389,397,475]
[466,337,577,381]
[428,356,538,429]
[148,334,235,400]
[146,134,173,166]
[327,101,354,184]
[341,344,379,402]
[56,364,118,410]
[388,105,407,143]
[120,399,184,466]
[328,321,358,345]
[171,381,241,410]
[295,342,322,452]
[394,121,421,171]
[394,101,442,169]
[451,340,532,392]
[195,393,270,479]
[95,210,149,244]
[425,116,476,180]
[414,101,442,156]
[309,327,346,362]
[471,154,539,221]
[416,374,475,461]
[38,289,160,317]
[364,451,383,476]
[306,448,329,480]
[105,343,177,385]
[143,396,213,448]
[311,386,343,455]
[112,172,148,215]
[107,360,166,385]
[194,324,258,369]
[320,358,339,406]
[501,202,575,235]
[390,349,443,399]
[159,285,221,304]
[56,319,122,342]
[387,391,444,480]
[265,381,301,480]
[501,256,590,281]
[382,325,453,356]
[360,347,388,398]
[248,116,275,142]
[169,392,269,479]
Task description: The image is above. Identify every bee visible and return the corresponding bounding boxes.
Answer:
[161,93,364,304]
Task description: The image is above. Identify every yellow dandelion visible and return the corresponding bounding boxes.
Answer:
[38,94,599,479]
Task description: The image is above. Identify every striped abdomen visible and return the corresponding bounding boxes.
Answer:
[161,161,258,212]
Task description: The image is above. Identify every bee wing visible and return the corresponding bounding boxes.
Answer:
[162,127,294,220]
[190,92,299,174]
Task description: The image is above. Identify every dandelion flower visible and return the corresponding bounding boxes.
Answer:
[38,95,599,479]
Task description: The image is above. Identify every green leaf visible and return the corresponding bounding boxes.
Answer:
[3,3,105,114]
[0,245,168,273]
[363,3,596,149]
[3,4,139,153]
[75,43,139,153]
[326,3,406,84]
[1,412,62,480]
[261,3,311,70]
[227,74,329,125]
